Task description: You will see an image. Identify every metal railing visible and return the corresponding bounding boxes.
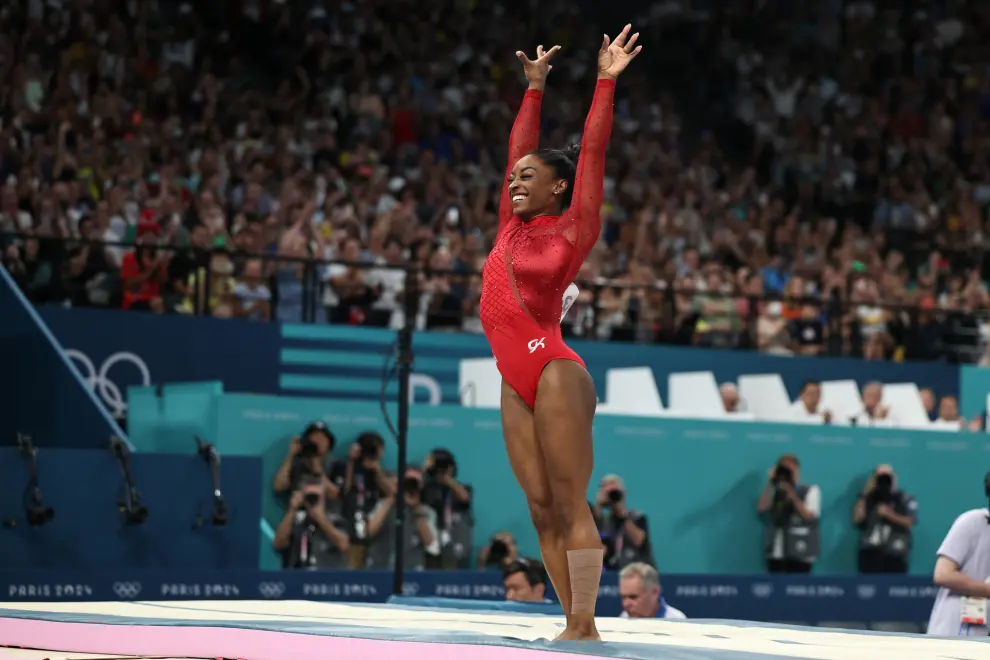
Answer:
[1,232,986,364]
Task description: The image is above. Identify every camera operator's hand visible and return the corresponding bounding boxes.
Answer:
[403,489,421,509]
[611,497,627,519]
[288,436,302,456]
[862,474,876,496]
[876,503,894,520]
[595,486,609,508]
[348,442,361,462]
[767,467,776,483]
[289,490,305,510]
[423,452,435,473]
[778,480,796,498]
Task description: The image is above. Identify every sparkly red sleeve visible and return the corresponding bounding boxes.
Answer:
[498,89,543,231]
[568,78,615,256]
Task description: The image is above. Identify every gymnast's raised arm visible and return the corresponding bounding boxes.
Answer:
[569,25,641,255]
[497,45,560,231]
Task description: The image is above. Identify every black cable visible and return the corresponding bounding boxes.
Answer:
[379,339,400,442]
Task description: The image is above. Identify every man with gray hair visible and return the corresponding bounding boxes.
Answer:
[851,381,894,426]
[618,562,686,619]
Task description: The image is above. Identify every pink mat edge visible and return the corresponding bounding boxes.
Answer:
[0,618,613,660]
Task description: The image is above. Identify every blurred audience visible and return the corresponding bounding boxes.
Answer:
[1,1,989,365]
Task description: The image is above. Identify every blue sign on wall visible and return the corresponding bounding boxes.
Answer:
[40,307,962,413]
[0,570,940,629]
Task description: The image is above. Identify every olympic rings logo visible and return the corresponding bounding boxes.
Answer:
[63,349,151,417]
[112,581,142,599]
[258,582,286,599]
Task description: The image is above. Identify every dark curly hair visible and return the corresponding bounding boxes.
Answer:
[532,144,581,209]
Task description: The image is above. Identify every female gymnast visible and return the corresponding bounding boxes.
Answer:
[479,25,641,641]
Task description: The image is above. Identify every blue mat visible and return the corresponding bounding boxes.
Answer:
[1,599,985,660]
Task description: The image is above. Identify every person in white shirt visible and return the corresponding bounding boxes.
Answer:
[789,380,832,423]
[935,395,965,430]
[927,473,990,637]
[850,381,895,426]
[720,383,747,413]
[618,562,686,620]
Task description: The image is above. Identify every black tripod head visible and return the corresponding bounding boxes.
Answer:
[109,436,148,525]
[194,436,227,527]
[15,434,54,527]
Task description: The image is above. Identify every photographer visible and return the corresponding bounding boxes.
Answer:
[272,421,341,504]
[421,448,473,568]
[503,558,549,603]
[593,475,654,570]
[757,454,821,573]
[478,531,519,570]
[342,431,396,569]
[854,465,917,574]
[364,468,441,571]
[272,480,350,569]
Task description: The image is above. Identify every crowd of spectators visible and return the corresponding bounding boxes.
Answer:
[1,0,990,363]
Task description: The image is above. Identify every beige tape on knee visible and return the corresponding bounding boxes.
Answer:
[567,548,603,614]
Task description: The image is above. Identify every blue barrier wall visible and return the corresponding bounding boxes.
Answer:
[0,449,262,570]
[960,365,990,419]
[0,272,125,448]
[40,306,961,412]
[0,570,938,628]
[127,391,987,575]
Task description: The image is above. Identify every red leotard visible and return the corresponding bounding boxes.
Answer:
[480,79,615,408]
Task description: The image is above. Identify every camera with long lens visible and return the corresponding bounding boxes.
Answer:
[772,463,794,486]
[771,463,795,518]
[606,488,624,505]
[487,537,510,567]
[403,475,421,497]
[867,473,894,507]
[357,432,382,461]
[298,421,334,458]
[428,449,455,477]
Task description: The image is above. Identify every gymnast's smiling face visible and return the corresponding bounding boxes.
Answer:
[507,154,566,220]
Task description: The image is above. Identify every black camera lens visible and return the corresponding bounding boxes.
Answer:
[488,539,509,565]
[403,477,420,495]
[875,473,893,493]
[298,435,319,457]
[303,492,319,507]
[774,464,793,484]
[607,489,624,504]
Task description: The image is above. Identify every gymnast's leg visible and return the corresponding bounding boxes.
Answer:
[533,359,601,641]
[500,379,573,616]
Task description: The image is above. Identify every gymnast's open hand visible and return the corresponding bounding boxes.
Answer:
[598,24,642,79]
[516,44,561,91]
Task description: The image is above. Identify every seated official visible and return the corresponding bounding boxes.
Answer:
[363,468,441,571]
[619,562,686,619]
[273,482,350,569]
[854,464,917,574]
[503,558,550,603]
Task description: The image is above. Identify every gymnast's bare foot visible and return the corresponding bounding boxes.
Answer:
[554,618,601,642]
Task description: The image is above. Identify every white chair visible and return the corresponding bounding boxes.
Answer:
[596,367,665,417]
[668,371,725,418]
[880,383,930,429]
[738,374,792,422]
[458,358,501,409]
[819,380,863,425]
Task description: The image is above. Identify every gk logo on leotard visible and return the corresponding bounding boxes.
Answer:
[527,337,546,353]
